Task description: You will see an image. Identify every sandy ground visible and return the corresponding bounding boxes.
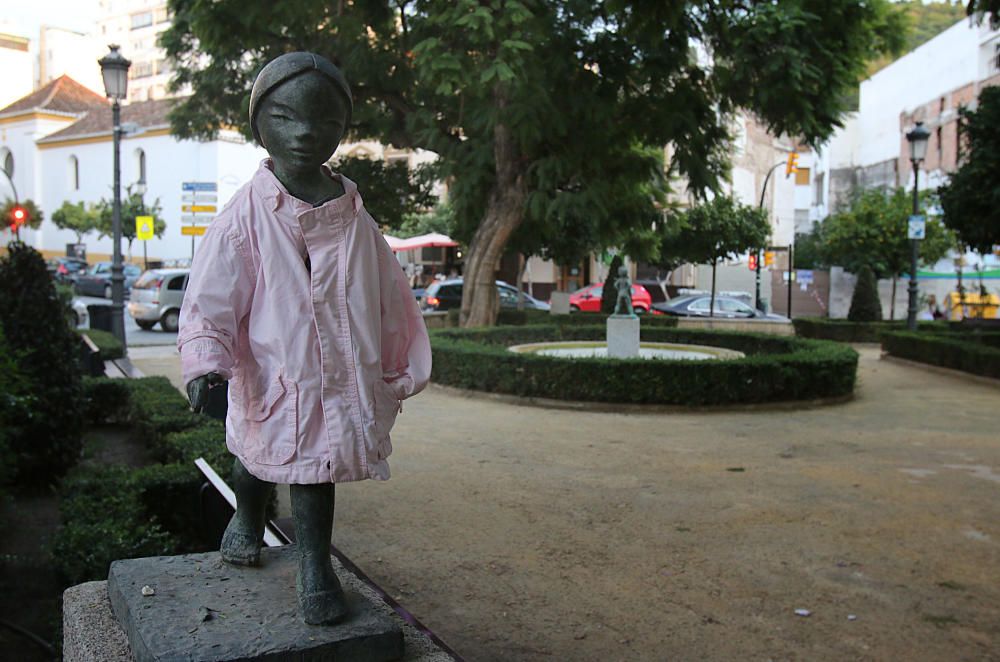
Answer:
[132,346,1000,661]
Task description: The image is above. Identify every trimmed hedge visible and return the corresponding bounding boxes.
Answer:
[793,318,945,343]
[76,328,124,360]
[54,376,232,584]
[430,324,858,405]
[882,330,1000,380]
[496,308,679,327]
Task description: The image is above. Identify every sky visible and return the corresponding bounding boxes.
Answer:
[1,0,103,37]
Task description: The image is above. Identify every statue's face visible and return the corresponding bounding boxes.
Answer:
[256,70,349,173]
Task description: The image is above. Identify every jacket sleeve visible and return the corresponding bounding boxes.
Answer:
[176,219,255,385]
[377,233,431,400]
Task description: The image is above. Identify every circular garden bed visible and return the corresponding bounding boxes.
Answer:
[430,324,858,406]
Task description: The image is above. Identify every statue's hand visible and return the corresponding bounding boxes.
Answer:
[186,372,225,414]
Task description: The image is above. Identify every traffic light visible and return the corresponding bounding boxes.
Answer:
[764,251,775,267]
[785,151,799,176]
[748,254,758,271]
[9,204,28,233]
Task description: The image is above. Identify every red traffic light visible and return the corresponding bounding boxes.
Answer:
[10,205,27,227]
[748,254,758,271]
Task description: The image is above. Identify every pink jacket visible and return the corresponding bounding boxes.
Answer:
[177,160,431,484]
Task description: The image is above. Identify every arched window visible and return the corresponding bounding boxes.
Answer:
[2,149,12,178]
[69,155,79,190]
[135,148,146,185]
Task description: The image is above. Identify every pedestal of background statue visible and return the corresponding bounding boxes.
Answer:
[549,291,571,315]
[106,546,404,662]
[607,315,640,358]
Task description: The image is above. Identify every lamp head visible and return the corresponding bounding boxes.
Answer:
[99,44,131,101]
[906,121,931,163]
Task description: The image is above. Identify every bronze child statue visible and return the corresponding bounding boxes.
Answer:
[178,52,431,625]
[612,265,634,316]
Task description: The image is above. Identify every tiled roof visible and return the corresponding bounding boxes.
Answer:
[0,75,106,117]
[37,97,180,143]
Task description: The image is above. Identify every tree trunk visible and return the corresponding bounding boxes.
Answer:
[710,259,717,318]
[516,253,526,311]
[890,277,897,320]
[460,89,528,327]
[657,270,672,302]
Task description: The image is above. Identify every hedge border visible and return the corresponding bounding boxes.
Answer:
[75,328,125,360]
[54,376,234,585]
[881,330,1000,380]
[793,318,945,343]
[430,324,858,406]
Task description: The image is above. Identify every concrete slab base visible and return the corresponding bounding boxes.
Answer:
[106,546,405,662]
[549,292,570,315]
[607,315,640,358]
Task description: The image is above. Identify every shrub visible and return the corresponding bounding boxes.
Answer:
[81,376,131,424]
[76,328,124,360]
[496,308,678,327]
[430,325,857,405]
[600,255,623,315]
[126,376,201,444]
[848,265,882,322]
[0,241,84,486]
[882,330,1000,380]
[52,465,179,585]
[793,318,944,343]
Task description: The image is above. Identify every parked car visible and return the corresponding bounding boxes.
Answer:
[127,268,189,331]
[70,298,90,328]
[48,257,89,284]
[74,262,143,298]
[421,279,551,312]
[652,295,789,320]
[568,282,653,314]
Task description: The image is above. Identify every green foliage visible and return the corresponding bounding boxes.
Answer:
[793,317,943,343]
[398,203,456,239]
[0,198,44,230]
[76,328,124,360]
[660,196,771,268]
[821,187,954,278]
[600,255,623,315]
[939,86,1000,254]
[882,330,1000,379]
[162,0,904,325]
[56,376,233,584]
[793,231,827,270]
[0,242,84,486]
[332,155,436,230]
[95,185,166,257]
[966,0,1000,28]
[496,308,678,327]
[848,265,883,322]
[865,1,965,76]
[0,327,30,495]
[430,325,858,405]
[51,201,100,243]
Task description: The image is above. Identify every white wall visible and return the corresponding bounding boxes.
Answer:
[38,26,105,93]
[858,20,979,168]
[0,37,33,109]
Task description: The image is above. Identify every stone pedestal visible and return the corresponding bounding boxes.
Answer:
[549,291,570,315]
[607,315,640,358]
[102,546,411,662]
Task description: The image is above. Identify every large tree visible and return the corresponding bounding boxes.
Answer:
[939,86,1000,255]
[820,187,954,319]
[331,154,436,230]
[162,0,903,326]
[94,186,167,261]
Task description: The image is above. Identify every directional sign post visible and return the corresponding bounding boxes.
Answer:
[907,214,926,240]
[181,182,218,258]
[136,215,154,271]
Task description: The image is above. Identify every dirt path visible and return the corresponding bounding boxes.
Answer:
[134,347,1000,661]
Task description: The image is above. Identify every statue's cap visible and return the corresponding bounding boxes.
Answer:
[248,52,353,146]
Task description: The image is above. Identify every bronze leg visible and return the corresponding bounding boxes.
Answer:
[289,482,348,625]
[220,457,274,566]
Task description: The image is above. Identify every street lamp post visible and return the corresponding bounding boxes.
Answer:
[98,44,131,349]
[905,121,930,331]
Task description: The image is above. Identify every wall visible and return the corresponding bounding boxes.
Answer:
[0,32,33,109]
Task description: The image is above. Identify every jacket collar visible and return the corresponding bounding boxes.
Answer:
[252,159,363,222]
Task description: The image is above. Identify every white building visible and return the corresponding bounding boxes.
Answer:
[0,30,34,110]
[37,25,106,94]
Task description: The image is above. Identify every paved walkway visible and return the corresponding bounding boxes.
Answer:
[131,346,1000,661]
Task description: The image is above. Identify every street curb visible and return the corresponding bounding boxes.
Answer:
[427,383,855,414]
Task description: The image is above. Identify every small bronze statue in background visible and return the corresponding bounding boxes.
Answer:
[178,52,431,625]
[612,265,635,316]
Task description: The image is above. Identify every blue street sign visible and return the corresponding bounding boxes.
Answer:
[182,181,218,192]
[908,214,926,240]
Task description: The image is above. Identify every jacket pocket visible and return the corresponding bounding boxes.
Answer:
[242,375,299,466]
[372,379,400,461]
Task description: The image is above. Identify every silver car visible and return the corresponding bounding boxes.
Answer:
[127,268,189,332]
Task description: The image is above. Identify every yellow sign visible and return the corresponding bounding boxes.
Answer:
[785,152,799,176]
[182,204,217,213]
[136,215,154,241]
[181,225,207,236]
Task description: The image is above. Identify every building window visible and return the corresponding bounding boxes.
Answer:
[69,155,79,190]
[936,126,943,166]
[813,172,825,206]
[794,166,810,186]
[131,61,154,79]
[130,11,153,30]
[2,149,13,178]
[994,43,1000,72]
[136,148,146,184]
[155,7,171,23]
